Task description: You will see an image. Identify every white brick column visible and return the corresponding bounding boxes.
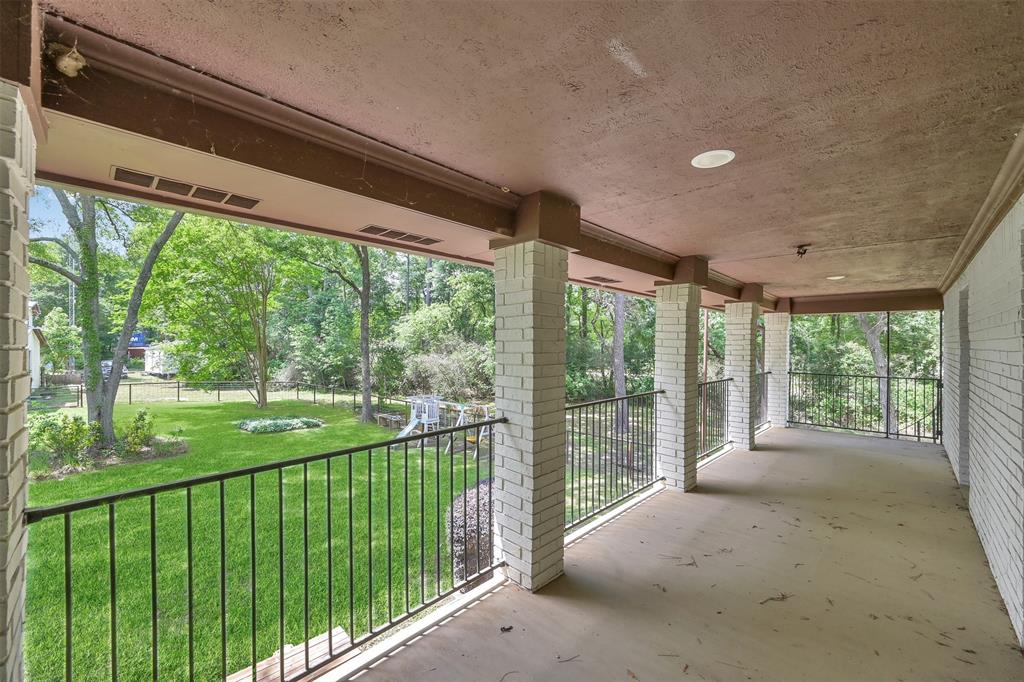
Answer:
[725,301,758,449]
[492,240,568,591]
[654,283,700,490]
[763,312,790,427]
[0,82,34,682]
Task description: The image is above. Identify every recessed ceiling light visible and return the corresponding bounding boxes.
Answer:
[826,275,846,281]
[691,149,735,169]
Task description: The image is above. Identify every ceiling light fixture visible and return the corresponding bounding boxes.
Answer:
[826,275,846,281]
[690,149,735,169]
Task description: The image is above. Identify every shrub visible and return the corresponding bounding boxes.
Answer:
[237,416,324,434]
[121,409,155,455]
[28,412,94,465]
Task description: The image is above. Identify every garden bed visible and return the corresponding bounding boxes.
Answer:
[237,416,325,433]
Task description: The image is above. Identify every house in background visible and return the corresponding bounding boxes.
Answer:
[27,302,45,390]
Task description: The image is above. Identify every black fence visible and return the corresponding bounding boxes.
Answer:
[564,391,661,530]
[697,378,731,460]
[24,418,505,682]
[788,372,940,442]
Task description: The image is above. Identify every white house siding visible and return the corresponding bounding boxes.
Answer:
[942,193,1024,642]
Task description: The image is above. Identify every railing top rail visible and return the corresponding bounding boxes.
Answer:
[566,389,665,410]
[699,377,734,386]
[24,416,508,524]
[789,371,939,381]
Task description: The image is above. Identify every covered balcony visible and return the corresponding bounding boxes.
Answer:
[2,2,1024,681]
[356,427,1019,682]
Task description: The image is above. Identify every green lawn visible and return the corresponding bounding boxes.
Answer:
[26,401,492,681]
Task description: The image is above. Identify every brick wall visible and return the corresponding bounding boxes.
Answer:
[654,283,700,490]
[725,302,758,449]
[763,313,790,427]
[492,241,568,591]
[0,82,33,682]
[943,193,1024,642]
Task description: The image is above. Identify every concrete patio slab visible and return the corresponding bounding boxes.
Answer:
[349,428,1024,682]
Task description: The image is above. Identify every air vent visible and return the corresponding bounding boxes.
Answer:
[225,194,260,209]
[584,275,621,284]
[155,178,192,196]
[192,187,229,203]
[357,225,442,246]
[110,167,261,210]
[113,168,155,188]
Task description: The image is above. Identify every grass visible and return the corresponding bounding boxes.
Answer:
[25,401,492,682]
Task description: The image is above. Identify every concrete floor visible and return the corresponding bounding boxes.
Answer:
[353,428,1024,682]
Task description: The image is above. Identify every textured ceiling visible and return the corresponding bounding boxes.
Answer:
[43,0,1024,296]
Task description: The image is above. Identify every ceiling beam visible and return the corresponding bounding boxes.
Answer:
[788,289,943,314]
[0,0,46,139]
[42,14,516,235]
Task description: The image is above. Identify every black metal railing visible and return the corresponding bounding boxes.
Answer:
[24,418,505,682]
[564,391,661,530]
[788,372,940,442]
[754,371,770,429]
[697,378,731,460]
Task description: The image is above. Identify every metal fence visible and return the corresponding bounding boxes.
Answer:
[697,378,731,460]
[788,372,940,442]
[24,418,505,682]
[564,391,661,530]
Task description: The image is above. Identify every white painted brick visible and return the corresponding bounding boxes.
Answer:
[725,302,758,449]
[942,192,1024,644]
[492,241,568,592]
[654,283,700,490]
[0,81,32,682]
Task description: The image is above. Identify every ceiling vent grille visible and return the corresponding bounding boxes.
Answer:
[358,225,441,246]
[584,275,621,284]
[111,166,261,210]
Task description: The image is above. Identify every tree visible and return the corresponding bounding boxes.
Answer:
[856,313,896,430]
[612,292,628,432]
[149,219,277,407]
[278,236,375,422]
[28,190,182,445]
[39,307,81,376]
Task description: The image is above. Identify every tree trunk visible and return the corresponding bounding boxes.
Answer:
[357,246,374,422]
[101,212,184,426]
[856,313,896,432]
[580,287,589,340]
[424,257,433,306]
[611,293,633,470]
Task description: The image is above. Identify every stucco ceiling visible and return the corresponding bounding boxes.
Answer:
[41,0,1024,297]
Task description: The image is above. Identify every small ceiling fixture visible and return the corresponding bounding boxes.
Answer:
[690,149,735,169]
[826,275,846,281]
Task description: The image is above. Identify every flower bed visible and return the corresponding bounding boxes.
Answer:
[237,416,324,434]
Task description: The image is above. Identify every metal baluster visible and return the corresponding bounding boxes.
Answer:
[109,505,118,682]
[187,488,195,681]
[219,482,227,681]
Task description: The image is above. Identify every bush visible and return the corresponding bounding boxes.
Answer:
[121,409,155,455]
[28,412,94,465]
[237,417,324,434]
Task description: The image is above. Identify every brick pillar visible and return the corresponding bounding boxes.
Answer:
[763,312,790,427]
[725,301,758,450]
[654,283,700,490]
[492,240,568,591]
[0,82,35,682]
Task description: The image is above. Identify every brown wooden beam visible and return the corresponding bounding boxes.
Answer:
[789,289,943,314]
[1,0,45,139]
[42,14,514,235]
